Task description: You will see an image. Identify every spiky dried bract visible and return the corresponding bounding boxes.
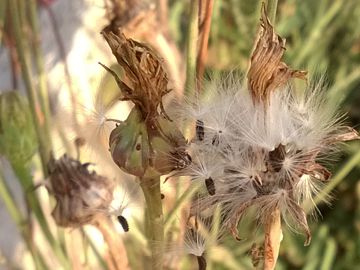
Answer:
[175,74,358,246]
[102,31,170,119]
[247,3,307,104]
[47,154,114,227]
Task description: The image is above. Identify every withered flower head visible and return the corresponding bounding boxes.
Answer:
[47,154,114,227]
[101,31,190,178]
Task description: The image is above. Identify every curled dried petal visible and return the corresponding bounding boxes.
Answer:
[101,31,170,119]
[247,3,307,104]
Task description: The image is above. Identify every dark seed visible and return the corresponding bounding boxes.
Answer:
[211,135,219,146]
[268,144,286,172]
[135,143,141,151]
[205,177,216,195]
[117,215,129,232]
[197,255,207,270]
[186,153,192,163]
[161,193,165,199]
[196,120,205,141]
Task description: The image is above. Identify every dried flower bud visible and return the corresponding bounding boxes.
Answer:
[102,31,190,177]
[47,154,114,227]
[101,31,170,119]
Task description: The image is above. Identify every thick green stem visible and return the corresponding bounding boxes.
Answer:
[140,177,164,270]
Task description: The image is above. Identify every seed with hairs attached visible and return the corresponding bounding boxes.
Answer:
[197,255,207,270]
[196,120,205,141]
[205,177,216,195]
[117,215,129,232]
[268,144,286,172]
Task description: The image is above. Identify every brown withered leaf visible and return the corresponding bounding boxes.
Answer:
[247,3,307,104]
[101,31,170,119]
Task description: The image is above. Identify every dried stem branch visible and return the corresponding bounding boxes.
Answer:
[196,0,214,90]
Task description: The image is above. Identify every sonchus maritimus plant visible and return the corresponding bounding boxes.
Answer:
[173,4,359,270]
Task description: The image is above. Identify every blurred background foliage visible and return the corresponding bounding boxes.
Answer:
[0,0,360,269]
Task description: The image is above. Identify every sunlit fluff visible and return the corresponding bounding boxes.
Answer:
[173,75,358,245]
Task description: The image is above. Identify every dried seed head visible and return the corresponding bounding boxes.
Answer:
[47,154,114,227]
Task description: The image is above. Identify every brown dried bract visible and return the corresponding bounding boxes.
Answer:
[101,31,170,119]
[247,3,307,104]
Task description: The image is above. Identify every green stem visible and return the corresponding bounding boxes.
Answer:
[140,177,164,270]
[8,0,52,176]
[12,162,70,269]
[266,0,278,25]
[293,0,342,67]
[184,0,199,96]
[164,183,200,234]
[28,0,52,160]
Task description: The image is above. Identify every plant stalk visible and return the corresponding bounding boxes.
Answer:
[28,0,52,154]
[140,177,164,270]
[263,209,282,270]
[184,0,199,96]
[266,0,278,25]
[8,0,52,176]
[0,166,47,270]
[196,0,214,90]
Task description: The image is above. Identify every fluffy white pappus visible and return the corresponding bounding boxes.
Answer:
[183,226,207,257]
[179,144,225,186]
[293,174,330,207]
[287,81,346,152]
